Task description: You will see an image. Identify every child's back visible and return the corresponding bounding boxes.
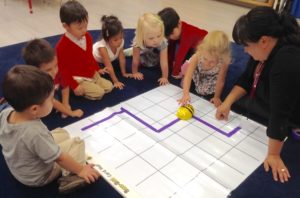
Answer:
[0,108,59,185]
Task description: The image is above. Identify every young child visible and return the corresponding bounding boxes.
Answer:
[158,7,208,78]
[0,65,100,193]
[56,0,113,106]
[178,31,231,107]
[131,13,169,86]
[22,38,84,118]
[93,15,131,90]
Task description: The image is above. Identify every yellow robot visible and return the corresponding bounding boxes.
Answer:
[176,104,194,120]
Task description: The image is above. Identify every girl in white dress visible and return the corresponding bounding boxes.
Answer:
[93,15,131,90]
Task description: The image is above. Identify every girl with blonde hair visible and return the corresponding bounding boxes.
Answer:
[178,30,231,107]
[131,13,169,86]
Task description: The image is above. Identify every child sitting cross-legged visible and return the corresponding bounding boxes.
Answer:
[22,38,83,118]
[56,0,113,105]
[0,65,100,194]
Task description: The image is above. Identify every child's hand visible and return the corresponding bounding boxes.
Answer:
[114,81,125,90]
[264,154,290,183]
[210,97,222,107]
[178,94,190,106]
[71,109,84,118]
[122,73,133,78]
[78,164,100,184]
[98,67,109,75]
[74,85,85,96]
[158,77,169,86]
[132,72,144,80]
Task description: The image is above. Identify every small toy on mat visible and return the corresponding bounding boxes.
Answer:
[176,104,194,120]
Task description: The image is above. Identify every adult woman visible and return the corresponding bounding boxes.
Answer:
[216,6,300,183]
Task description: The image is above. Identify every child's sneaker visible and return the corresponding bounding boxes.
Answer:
[58,174,87,194]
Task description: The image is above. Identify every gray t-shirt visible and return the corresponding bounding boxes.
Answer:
[0,108,61,186]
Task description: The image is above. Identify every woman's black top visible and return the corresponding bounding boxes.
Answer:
[236,41,300,141]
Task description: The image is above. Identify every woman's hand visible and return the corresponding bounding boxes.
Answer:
[210,97,222,107]
[215,103,230,120]
[264,154,291,183]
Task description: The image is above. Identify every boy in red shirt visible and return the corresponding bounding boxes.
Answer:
[158,7,208,78]
[56,0,113,107]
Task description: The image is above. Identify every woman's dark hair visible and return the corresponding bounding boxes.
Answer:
[2,65,54,112]
[101,15,123,41]
[233,6,300,46]
[60,0,88,25]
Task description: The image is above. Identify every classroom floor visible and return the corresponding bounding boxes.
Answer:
[0,0,249,47]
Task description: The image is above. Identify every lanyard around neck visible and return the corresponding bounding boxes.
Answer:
[250,61,265,98]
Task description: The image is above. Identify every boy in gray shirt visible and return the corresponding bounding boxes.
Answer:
[0,65,100,193]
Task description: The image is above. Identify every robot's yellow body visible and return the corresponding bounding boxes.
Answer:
[176,104,194,120]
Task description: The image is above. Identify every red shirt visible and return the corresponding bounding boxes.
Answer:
[56,32,99,90]
[168,21,207,76]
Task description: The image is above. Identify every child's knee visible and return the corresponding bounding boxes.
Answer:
[52,128,71,144]
[97,78,113,93]
[104,80,113,93]
[84,87,105,100]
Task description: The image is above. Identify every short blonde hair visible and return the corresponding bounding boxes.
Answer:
[197,30,231,65]
[133,13,164,49]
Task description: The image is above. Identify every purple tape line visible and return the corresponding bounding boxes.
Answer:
[121,107,179,133]
[192,115,240,137]
[81,109,125,131]
[81,107,240,137]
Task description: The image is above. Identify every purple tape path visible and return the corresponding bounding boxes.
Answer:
[81,107,240,137]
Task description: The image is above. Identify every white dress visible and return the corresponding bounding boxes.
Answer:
[93,38,124,63]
